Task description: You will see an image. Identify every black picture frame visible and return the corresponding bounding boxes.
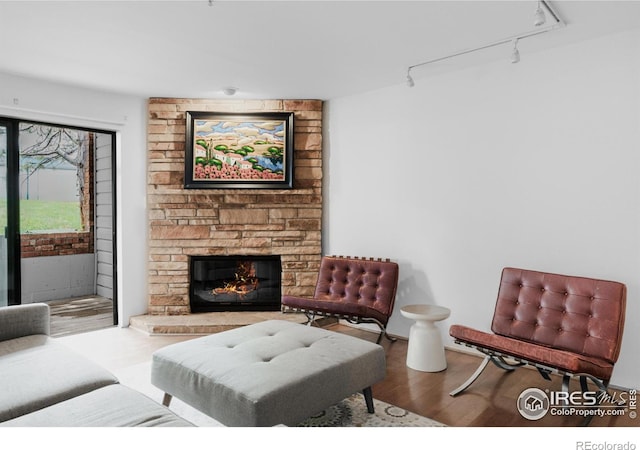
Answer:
[184,111,294,189]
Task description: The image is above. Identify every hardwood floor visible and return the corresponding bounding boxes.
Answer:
[330,324,637,428]
[48,296,115,337]
[56,322,638,429]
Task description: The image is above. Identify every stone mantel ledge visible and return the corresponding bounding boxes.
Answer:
[128,311,339,335]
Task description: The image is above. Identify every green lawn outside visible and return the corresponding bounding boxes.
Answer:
[0,200,82,233]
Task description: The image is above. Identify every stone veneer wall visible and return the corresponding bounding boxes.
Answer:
[147,98,323,315]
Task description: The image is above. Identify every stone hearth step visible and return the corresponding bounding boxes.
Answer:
[129,311,336,335]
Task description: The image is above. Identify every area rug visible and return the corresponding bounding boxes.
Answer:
[115,362,444,427]
[297,394,445,427]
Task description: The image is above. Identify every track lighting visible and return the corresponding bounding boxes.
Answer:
[404,0,565,86]
[511,39,520,64]
[534,1,546,27]
[406,70,415,88]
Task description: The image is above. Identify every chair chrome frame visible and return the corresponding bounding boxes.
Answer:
[450,340,620,426]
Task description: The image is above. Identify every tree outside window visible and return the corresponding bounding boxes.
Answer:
[19,124,90,233]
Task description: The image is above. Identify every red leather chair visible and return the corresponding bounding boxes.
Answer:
[281,255,399,344]
[449,267,626,425]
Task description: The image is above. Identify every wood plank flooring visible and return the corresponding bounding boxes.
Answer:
[330,324,637,427]
[57,320,638,428]
[48,296,115,337]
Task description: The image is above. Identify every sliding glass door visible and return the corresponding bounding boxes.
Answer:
[0,122,21,307]
[0,121,22,306]
[0,125,7,306]
[1,117,117,321]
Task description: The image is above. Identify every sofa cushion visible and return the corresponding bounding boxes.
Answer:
[0,335,118,422]
[0,384,193,427]
[0,304,50,341]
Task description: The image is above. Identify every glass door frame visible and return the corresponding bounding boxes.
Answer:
[1,119,22,305]
[0,117,118,317]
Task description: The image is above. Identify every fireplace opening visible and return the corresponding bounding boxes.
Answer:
[189,255,282,312]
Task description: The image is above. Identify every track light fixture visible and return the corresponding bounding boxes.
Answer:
[406,70,415,88]
[534,1,546,27]
[404,0,564,87]
[511,39,520,64]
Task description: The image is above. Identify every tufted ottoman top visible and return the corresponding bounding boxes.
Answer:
[151,320,386,426]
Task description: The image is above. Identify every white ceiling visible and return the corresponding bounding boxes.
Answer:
[1,0,639,100]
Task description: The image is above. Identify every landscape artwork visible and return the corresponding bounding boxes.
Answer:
[184,111,294,189]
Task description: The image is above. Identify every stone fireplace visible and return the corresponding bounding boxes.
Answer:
[190,255,282,312]
[147,98,323,315]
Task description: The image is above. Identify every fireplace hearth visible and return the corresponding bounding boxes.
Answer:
[190,255,282,312]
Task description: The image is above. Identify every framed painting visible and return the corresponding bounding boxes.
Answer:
[185,111,294,189]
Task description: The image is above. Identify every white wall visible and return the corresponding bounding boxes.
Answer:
[325,29,640,389]
[0,72,148,326]
[21,254,95,302]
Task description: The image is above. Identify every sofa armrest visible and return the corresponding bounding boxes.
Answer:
[0,303,50,341]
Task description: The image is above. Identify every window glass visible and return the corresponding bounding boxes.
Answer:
[19,123,88,233]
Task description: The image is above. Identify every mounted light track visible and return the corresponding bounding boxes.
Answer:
[406,0,565,87]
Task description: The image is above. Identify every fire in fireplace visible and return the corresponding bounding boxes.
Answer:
[189,255,282,312]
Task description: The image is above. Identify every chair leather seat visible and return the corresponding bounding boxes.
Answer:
[282,295,390,325]
[450,324,614,381]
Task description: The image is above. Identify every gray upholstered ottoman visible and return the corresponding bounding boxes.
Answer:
[151,319,386,427]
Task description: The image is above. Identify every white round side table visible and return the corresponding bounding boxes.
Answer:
[400,304,451,372]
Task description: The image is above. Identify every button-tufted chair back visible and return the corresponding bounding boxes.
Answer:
[313,256,399,323]
[492,267,626,364]
[281,255,399,343]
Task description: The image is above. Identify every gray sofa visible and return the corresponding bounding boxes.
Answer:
[0,303,192,427]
